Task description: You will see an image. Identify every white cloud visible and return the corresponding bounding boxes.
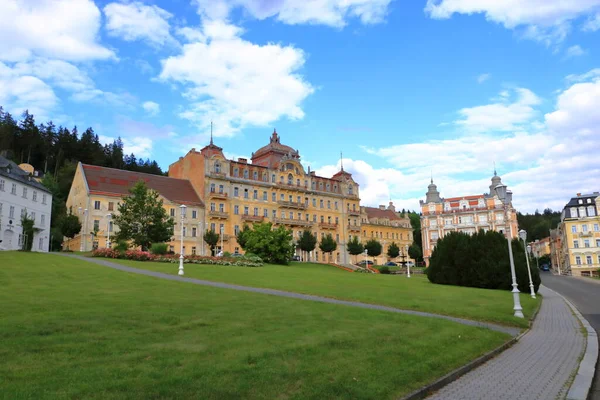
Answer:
[583,12,600,31]
[454,88,541,132]
[194,0,393,27]
[99,134,153,159]
[424,0,600,44]
[477,73,491,83]
[0,0,114,62]
[142,101,160,116]
[104,1,177,47]
[159,20,314,137]
[564,45,587,58]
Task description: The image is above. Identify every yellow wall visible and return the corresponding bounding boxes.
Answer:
[563,219,600,276]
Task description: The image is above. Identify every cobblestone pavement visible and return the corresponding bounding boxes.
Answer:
[58,254,520,336]
[427,286,585,400]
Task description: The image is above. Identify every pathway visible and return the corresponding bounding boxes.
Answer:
[427,286,586,400]
[58,254,520,336]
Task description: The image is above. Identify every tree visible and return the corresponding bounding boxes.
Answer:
[20,214,36,251]
[319,234,337,263]
[365,239,382,258]
[297,229,317,261]
[60,210,82,245]
[387,242,400,259]
[243,222,294,265]
[236,224,251,250]
[408,243,422,263]
[204,229,220,256]
[112,180,175,250]
[347,236,364,263]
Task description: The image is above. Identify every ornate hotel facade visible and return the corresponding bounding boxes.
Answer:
[419,172,518,266]
[64,130,412,264]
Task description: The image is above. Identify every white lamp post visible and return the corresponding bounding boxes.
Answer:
[179,205,186,276]
[199,221,204,256]
[79,207,88,252]
[406,245,411,278]
[519,229,536,299]
[106,213,112,248]
[495,184,524,318]
[220,225,224,256]
[363,248,368,271]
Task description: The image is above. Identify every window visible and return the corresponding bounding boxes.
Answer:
[94,200,101,210]
[572,225,577,233]
[244,206,249,215]
[298,212,302,220]
[312,198,316,207]
[253,171,258,180]
[320,215,324,223]
[327,201,331,209]
[214,162,221,173]
[234,187,239,197]
[335,217,339,224]
[571,208,578,218]
[107,202,114,211]
[431,232,439,240]
[289,195,293,202]
[244,189,249,199]
[192,210,197,219]
[192,247,196,255]
[93,219,100,231]
[39,237,44,250]
[41,214,45,226]
[281,210,285,218]
[170,208,175,217]
[280,194,285,201]
[263,191,267,200]
[219,185,224,194]
[32,191,37,202]
[431,219,438,227]
[287,174,293,185]
[272,210,277,219]
[254,207,259,216]
[574,240,579,248]
[334,201,338,210]
[244,169,249,179]
[210,203,216,211]
[596,239,600,247]
[170,245,174,253]
[109,221,113,232]
[234,205,239,215]
[272,192,276,202]
[271,174,276,183]
[586,256,593,265]
[183,227,187,237]
[584,239,590,248]
[264,209,268,217]
[588,206,596,216]
[594,224,599,231]
[11,183,16,195]
[22,187,27,198]
[233,168,239,177]
[42,194,47,204]
[253,190,258,199]
[210,223,215,231]
[210,183,216,193]
[9,206,15,218]
[289,211,293,219]
[234,225,240,235]
[313,215,317,222]
[0,179,4,191]
[583,224,588,232]
[320,200,324,208]
[219,203,224,212]
[30,211,35,222]
[579,207,586,217]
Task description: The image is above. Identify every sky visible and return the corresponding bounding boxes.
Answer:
[1,0,600,213]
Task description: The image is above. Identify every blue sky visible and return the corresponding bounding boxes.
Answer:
[2,0,600,212]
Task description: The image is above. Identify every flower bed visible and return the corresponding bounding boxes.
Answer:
[91,249,263,267]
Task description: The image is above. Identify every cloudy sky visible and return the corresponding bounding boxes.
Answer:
[1,0,600,213]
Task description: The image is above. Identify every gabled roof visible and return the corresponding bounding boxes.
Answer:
[564,194,598,208]
[82,164,204,207]
[0,155,51,193]
[364,207,402,221]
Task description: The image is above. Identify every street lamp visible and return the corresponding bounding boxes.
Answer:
[220,225,224,256]
[495,184,524,318]
[518,229,536,299]
[199,221,204,256]
[106,213,112,249]
[78,207,88,252]
[405,245,411,278]
[363,248,368,271]
[179,204,187,276]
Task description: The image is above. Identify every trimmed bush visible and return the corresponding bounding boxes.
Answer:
[114,240,129,252]
[379,266,391,274]
[150,243,168,255]
[92,249,264,267]
[426,230,541,293]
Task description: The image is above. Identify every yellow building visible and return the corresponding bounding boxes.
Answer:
[64,163,206,254]
[359,203,413,265]
[559,192,600,277]
[419,173,518,266]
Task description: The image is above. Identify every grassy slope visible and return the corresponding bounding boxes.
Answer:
[112,259,538,328]
[0,252,509,400]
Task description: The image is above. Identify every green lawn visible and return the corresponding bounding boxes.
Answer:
[112,259,539,328]
[0,252,510,400]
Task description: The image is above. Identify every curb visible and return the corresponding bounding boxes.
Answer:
[398,294,542,400]
[543,287,599,400]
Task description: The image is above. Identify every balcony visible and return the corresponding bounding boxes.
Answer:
[348,210,361,217]
[579,231,593,237]
[220,234,232,241]
[208,210,229,219]
[277,200,307,210]
[319,222,338,230]
[241,214,264,222]
[274,218,313,227]
[348,225,360,232]
[209,190,228,200]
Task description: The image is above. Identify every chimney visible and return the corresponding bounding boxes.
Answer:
[238,158,247,164]
[388,201,396,212]
[577,193,582,196]
[379,205,386,210]
[310,171,316,176]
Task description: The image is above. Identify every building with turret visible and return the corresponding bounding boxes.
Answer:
[419,172,518,266]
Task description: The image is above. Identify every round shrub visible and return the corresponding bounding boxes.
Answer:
[150,243,168,255]
[379,266,391,274]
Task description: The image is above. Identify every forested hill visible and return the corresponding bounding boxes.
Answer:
[517,209,562,241]
[0,106,165,250]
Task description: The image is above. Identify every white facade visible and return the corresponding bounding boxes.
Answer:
[0,173,52,252]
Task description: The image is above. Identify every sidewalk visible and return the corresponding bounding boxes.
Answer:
[427,286,586,400]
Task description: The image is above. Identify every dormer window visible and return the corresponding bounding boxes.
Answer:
[214,162,221,173]
[578,199,583,204]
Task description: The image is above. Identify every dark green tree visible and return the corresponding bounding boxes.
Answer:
[243,222,294,265]
[236,224,251,250]
[365,239,382,258]
[204,229,220,256]
[319,233,337,263]
[60,210,82,246]
[408,243,422,263]
[112,180,175,250]
[347,235,364,263]
[297,229,317,261]
[20,214,36,251]
[387,242,400,258]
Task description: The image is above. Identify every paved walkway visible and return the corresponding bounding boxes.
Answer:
[427,286,586,400]
[59,254,520,336]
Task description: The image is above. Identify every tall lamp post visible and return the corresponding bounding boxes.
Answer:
[220,225,224,256]
[518,229,536,299]
[363,248,368,271]
[405,245,411,278]
[179,205,186,276]
[106,213,112,248]
[78,207,88,252]
[495,184,524,318]
[199,221,204,256]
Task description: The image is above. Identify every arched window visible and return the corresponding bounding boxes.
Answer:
[319,182,323,190]
[233,168,239,177]
[243,169,249,179]
[312,181,316,189]
[296,179,300,186]
[214,162,221,173]
[253,171,258,180]
[263,173,268,182]
[272,174,276,183]
[348,185,353,195]
[326,183,330,191]
[288,174,293,185]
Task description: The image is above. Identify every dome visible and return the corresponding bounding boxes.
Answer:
[252,130,298,159]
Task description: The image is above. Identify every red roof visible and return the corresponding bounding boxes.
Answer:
[82,164,204,207]
[444,194,485,202]
[364,207,402,221]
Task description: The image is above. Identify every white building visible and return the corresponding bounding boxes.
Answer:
[0,156,53,252]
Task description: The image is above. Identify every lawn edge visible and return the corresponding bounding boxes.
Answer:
[397,293,543,400]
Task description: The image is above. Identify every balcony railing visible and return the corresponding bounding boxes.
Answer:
[277,200,308,210]
[347,210,360,216]
[348,225,360,232]
[579,231,593,237]
[220,234,232,241]
[274,218,313,227]
[209,190,228,199]
[208,211,229,219]
[241,214,264,222]
[319,222,338,230]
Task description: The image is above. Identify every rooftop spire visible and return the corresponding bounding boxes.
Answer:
[210,121,213,145]
[340,151,344,171]
[493,161,497,176]
[430,169,433,184]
